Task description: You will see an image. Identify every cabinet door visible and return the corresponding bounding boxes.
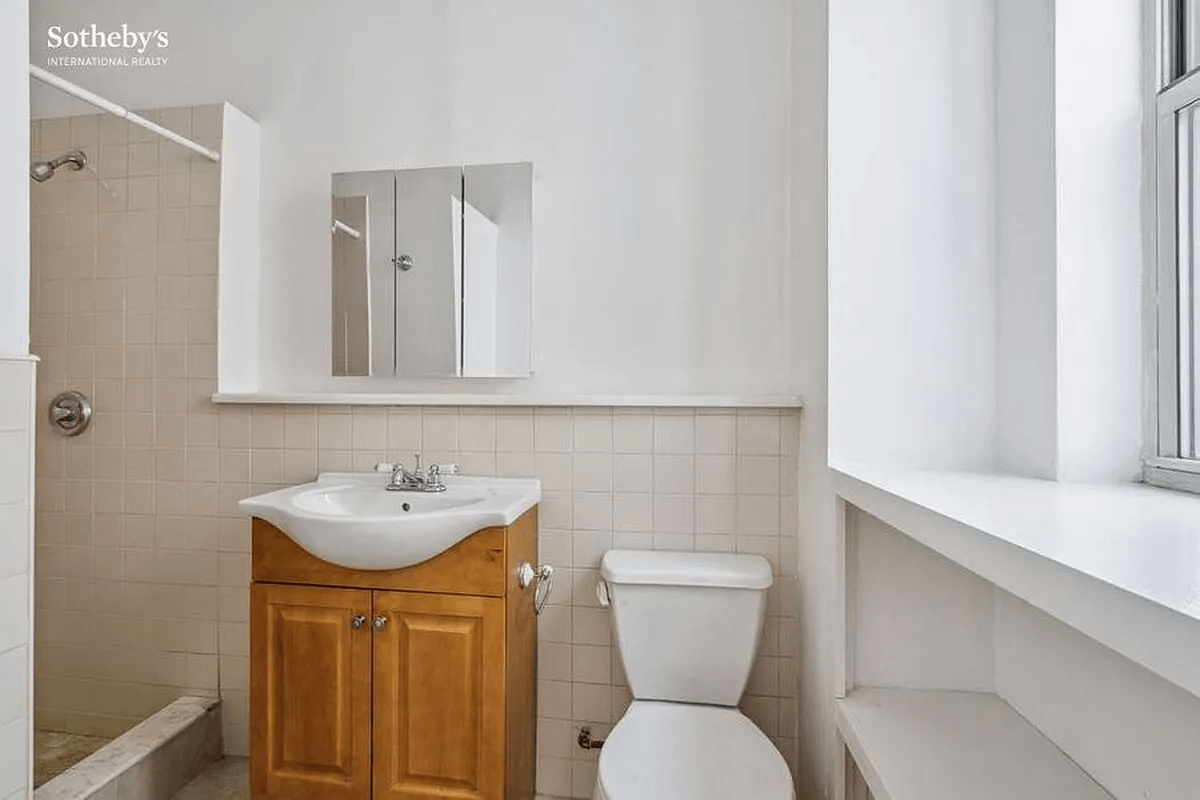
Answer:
[373,591,506,800]
[251,583,372,800]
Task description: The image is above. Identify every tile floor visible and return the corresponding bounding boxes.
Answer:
[34,730,113,787]
[170,756,565,799]
[172,757,248,799]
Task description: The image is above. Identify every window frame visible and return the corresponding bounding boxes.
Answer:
[1148,0,1200,493]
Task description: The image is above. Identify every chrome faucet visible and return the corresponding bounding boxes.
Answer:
[381,454,458,493]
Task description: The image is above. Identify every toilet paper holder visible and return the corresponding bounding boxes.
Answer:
[516,561,554,615]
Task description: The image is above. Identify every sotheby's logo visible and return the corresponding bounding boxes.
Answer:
[45,24,170,67]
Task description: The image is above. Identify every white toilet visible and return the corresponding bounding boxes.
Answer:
[594,549,796,800]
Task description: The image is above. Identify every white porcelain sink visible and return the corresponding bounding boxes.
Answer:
[239,473,541,571]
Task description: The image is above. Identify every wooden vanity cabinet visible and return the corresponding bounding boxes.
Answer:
[250,508,538,800]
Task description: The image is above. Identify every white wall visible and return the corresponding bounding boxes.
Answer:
[828,0,998,470]
[790,0,833,796]
[1,0,29,357]
[30,0,795,399]
[993,0,1144,483]
[1053,0,1144,482]
[995,0,1058,480]
[0,359,34,800]
[0,1,31,797]
[995,592,1200,800]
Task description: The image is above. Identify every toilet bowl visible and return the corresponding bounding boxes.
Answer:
[594,550,795,800]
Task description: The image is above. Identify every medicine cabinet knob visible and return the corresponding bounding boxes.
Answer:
[373,615,388,631]
[351,615,366,630]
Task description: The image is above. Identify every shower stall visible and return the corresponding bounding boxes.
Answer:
[27,70,232,795]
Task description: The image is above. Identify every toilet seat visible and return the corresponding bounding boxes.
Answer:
[595,700,795,800]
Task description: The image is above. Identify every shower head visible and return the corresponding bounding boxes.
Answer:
[30,150,87,182]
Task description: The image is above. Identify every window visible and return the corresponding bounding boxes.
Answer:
[1151,1,1200,490]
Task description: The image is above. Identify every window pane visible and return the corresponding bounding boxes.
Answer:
[1179,102,1200,457]
[1188,1,1200,74]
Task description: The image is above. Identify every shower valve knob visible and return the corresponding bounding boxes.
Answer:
[48,390,92,437]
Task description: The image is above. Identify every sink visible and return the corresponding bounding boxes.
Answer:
[239,473,541,571]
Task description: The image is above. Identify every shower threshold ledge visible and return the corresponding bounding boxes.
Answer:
[833,463,1200,701]
[35,696,222,800]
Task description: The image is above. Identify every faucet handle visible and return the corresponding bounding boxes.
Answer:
[413,453,422,475]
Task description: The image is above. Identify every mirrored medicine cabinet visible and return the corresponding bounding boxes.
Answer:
[331,163,532,379]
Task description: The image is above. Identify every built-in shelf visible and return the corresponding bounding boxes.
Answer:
[833,464,1200,701]
[211,392,804,408]
[836,689,1111,800]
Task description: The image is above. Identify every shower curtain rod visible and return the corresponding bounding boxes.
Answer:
[29,65,221,163]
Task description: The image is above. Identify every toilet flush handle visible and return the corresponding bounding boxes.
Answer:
[595,578,611,607]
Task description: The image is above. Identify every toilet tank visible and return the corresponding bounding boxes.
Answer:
[600,550,773,707]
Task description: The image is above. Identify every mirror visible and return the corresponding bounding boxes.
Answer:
[331,163,532,378]
[331,170,396,377]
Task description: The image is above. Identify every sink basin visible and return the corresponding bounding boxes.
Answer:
[239,473,541,571]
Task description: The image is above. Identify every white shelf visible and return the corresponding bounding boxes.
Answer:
[211,392,804,408]
[836,689,1111,800]
[833,464,1200,700]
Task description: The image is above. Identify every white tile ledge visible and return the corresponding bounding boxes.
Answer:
[0,353,38,362]
[212,391,803,408]
[834,464,1200,700]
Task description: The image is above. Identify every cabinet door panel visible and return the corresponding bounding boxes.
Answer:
[373,591,505,800]
[251,583,372,800]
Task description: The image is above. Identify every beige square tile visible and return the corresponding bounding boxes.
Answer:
[534,410,571,452]
[737,411,781,456]
[613,413,653,453]
[129,142,160,177]
[537,680,573,720]
[653,495,694,534]
[736,455,781,496]
[421,410,459,452]
[572,683,613,723]
[653,454,694,495]
[571,453,612,493]
[613,494,652,533]
[653,412,695,453]
[317,412,351,450]
[571,608,610,646]
[571,494,612,532]
[696,411,737,454]
[495,411,534,452]
[737,494,780,536]
[351,410,388,451]
[571,411,612,453]
[189,172,220,206]
[533,452,571,492]
[571,644,611,685]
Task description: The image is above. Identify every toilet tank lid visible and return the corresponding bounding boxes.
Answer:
[600,550,773,590]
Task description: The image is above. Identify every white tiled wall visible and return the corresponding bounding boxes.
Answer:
[0,357,35,800]
[30,107,802,798]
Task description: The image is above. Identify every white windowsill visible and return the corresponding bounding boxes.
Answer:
[833,463,1200,700]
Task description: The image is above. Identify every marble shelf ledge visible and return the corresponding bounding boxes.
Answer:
[211,391,804,408]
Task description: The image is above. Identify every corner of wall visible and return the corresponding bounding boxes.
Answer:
[218,103,262,395]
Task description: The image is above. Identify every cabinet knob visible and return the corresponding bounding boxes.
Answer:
[373,615,388,631]
[351,615,366,630]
